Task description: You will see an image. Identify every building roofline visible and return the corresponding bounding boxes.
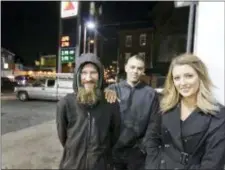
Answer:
[1,47,15,56]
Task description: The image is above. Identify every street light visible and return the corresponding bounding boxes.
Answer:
[89,39,94,44]
[86,21,96,29]
[83,21,96,54]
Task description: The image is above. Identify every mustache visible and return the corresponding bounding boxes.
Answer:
[81,80,96,84]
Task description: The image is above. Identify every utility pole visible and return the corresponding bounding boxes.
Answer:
[94,29,97,55]
[83,26,87,54]
[174,1,197,53]
[88,37,91,53]
[57,3,62,73]
[186,2,195,53]
[75,2,82,60]
[89,1,99,55]
[93,3,102,55]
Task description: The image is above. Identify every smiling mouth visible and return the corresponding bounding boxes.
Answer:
[181,88,190,92]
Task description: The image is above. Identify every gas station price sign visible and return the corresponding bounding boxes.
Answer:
[60,47,76,63]
[61,36,70,47]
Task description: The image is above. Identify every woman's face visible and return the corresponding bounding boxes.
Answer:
[172,64,200,99]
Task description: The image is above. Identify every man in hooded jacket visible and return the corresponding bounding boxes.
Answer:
[56,53,121,170]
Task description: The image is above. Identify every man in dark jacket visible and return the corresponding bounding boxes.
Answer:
[56,53,121,170]
[108,55,160,170]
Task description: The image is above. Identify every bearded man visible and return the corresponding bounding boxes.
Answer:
[56,53,121,170]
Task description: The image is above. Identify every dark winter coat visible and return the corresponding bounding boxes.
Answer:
[145,104,225,170]
[56,53,121,170]
[108,81,160,161]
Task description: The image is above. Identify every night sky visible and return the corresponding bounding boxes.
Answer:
[2,1,157,66]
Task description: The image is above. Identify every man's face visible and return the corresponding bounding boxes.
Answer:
[80,63,99,91]
[125,57,145,84]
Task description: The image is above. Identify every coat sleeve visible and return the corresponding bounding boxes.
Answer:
[56,97,68,147]
[199,118,225,169]
[140,91,161,152]
[111,102,121,147]
[142,93,162,169]
[108,102,121,168]
[106,83,116,90]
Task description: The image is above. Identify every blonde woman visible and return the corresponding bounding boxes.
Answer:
[144,54,225,169]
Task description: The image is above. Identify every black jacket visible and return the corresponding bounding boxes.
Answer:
[56,53,121,170]
[145,104,225,170]
[108,81,160,156]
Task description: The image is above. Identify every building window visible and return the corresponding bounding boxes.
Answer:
[138,52,146,62]
[4,63,9,69]
[8,55,12,61]
[125,53,131,62]
[125,35,132,47]
[140,34,147,46]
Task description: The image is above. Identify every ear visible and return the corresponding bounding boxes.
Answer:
[124,64,128,73]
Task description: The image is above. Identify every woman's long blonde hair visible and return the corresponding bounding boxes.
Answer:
[161,53,220,115]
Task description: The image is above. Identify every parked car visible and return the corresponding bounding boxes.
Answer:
[14,78,73,101]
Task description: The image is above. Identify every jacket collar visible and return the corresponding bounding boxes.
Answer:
[162,104,211,151]
[120,80,146,89]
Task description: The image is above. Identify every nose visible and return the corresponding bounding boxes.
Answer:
[85,73,92,81]
[180,77,187,86]
[133,68,138,73]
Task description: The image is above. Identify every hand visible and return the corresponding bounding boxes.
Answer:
[104,89,119,103]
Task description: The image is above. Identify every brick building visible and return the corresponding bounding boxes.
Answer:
[118,28,154,71]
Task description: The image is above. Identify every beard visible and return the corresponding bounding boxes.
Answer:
[76,86,102,106]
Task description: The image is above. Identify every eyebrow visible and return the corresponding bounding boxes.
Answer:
[130,65,144,68]
[173,72,194,76]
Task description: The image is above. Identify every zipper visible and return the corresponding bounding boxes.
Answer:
[85,112,91,170]
[127,88,135,109]
[121,88,135,127]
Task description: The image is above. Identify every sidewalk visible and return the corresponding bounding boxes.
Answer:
[1,92,17,100]
[2,120,63,169]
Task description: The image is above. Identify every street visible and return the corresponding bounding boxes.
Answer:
[1,94,63,169]
[1,95,56,134]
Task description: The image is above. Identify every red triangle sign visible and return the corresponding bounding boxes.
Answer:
[64,2,75,11]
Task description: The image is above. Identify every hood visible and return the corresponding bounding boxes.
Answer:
[73,53,104,92]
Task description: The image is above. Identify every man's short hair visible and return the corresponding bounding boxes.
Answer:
[125,54,145,65]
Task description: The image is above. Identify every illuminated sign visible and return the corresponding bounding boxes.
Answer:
[61,1,79,18]
[60,47,76,63]
[61,36,70,47]
[61,36,70,41]
[40,55,57,67]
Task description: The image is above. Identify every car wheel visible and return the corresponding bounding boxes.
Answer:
[18,92,29,101]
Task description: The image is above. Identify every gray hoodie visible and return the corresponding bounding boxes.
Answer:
[56,53,121,170]
[73,53,104,92]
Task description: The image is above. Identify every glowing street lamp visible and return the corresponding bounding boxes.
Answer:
[83,21,96,53]
[86,21,96,30]
[89,39,94,44]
